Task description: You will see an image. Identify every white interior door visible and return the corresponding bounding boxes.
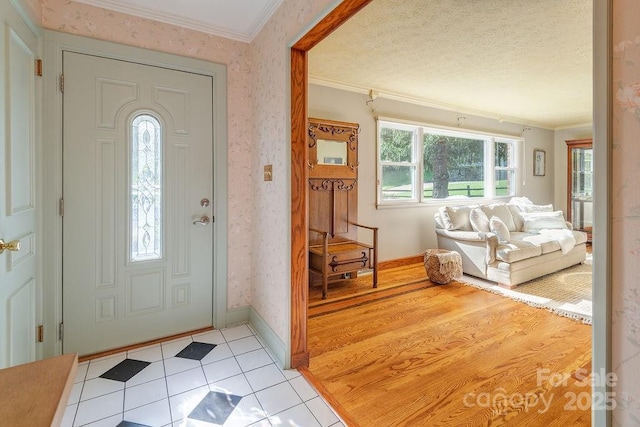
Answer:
[0,2,39,369]
[62,52,214,356]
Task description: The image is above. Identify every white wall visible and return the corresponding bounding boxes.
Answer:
[309,84,557,261]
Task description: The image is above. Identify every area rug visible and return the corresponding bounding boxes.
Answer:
[457,261,592,324]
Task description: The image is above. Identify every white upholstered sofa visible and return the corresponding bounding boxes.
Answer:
[434,198,588,288]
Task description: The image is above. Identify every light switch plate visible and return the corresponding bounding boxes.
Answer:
[264,164,273,181]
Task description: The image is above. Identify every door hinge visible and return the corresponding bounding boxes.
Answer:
[35,59,43,77]
[59,74,64,93]
[59,323,64,341]
[59,198,64,216]
[37,325,44,343]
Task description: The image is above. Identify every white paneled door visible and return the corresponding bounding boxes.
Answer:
[0,3,39,368]
[62,52,214,356]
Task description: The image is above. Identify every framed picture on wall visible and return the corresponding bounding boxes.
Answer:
[534,149,546,176]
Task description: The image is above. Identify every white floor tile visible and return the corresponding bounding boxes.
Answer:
[128,343,163,362]
[192,329,226,345]
[126,359,165,387]
[85,353,126,380]
[80,377,124,401]
[222,393,267,427]
[202,357,242,384]
[244,364,287,392]
[161,337,194,359]
[124,398,172,426]
[255,382,302,416]
[235,349,273,372]
[168,385,210,422]
[208,373,253,397]
[280,368,301,381]
[200,342,234,365]
[164,356,201,376]
[220,324,254,341]
[74,390,124,426]
[64,326,343,427]
[306,397,341,427]
[67,382,83,405]
[269,403,321,427]
[60,403,77,427]
[74,362,89,383]
[228,336,262,356]
[125,377,168,411]
[166,366,208,396]
[83,414,123,427]
[289,375,318,401]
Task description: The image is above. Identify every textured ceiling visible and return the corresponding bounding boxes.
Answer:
[73,0,284,42]
[308,0,593,129]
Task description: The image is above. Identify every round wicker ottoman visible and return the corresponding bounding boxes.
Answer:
[423,249,463,284]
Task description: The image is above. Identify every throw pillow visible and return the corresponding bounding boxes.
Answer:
[443,205,478,231]
[489,216,511,243]
[521,211,568,232]
[481,203,517,231]
[469,208,490,232]
[521,203,554,213]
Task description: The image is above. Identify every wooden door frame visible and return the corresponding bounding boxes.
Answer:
[289,0,373,368]
[290,7,611,427]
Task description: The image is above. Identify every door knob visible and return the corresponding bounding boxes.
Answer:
[192,215,210,226]
[0,239,20,254]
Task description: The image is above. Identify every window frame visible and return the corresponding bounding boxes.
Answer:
[376,117,522,207]
[128,111,165,263]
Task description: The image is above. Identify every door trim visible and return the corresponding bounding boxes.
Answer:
[42,30,228,358]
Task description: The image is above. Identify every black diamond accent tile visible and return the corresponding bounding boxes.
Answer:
[117,422,152,427]
[188,391,242,425]
[175,341,216,361]
[99,359,151,382]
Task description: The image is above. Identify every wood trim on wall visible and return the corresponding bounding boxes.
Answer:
[290,0,373,368]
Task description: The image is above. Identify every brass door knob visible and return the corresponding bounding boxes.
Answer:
[0,239,20,254]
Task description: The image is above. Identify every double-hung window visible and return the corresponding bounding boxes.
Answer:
[377,118,521,205]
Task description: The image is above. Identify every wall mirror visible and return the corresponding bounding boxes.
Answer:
[317,139,347,165]
[308,117,359,179]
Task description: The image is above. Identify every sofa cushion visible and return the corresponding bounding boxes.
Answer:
[521,203,554,213]
[521,211,567,233]
[489,216,511,243]
[481,203,517,231]
[506,205,523,232]
[469,208,490,232]
[516,232,562,254]
[439,205,478,231]
[495,240,542,263]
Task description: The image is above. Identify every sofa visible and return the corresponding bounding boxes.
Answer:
[434,198,588,288]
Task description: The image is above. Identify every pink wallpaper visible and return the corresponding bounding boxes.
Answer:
[613,0,640,422]
[41,0,254,309]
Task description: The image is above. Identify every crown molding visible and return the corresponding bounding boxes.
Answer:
[73,0,284,43]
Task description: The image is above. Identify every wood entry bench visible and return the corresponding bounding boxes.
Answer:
[310,224,378,299]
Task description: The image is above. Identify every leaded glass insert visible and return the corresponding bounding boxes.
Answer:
[130,114,163,261]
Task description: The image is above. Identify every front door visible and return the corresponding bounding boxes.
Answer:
[62,52,214,356]
[0,2,40,368]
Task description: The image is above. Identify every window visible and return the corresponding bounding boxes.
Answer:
[130,114,163,261]
[377,119,521,205]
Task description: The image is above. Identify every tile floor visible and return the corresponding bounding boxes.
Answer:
[61,324,344,427]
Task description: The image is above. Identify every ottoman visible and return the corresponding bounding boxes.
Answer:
[423,249,463,284]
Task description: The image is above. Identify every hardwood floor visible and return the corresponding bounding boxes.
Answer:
[305,266,592,426]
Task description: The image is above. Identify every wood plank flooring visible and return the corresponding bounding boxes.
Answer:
[306,266,592,426]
